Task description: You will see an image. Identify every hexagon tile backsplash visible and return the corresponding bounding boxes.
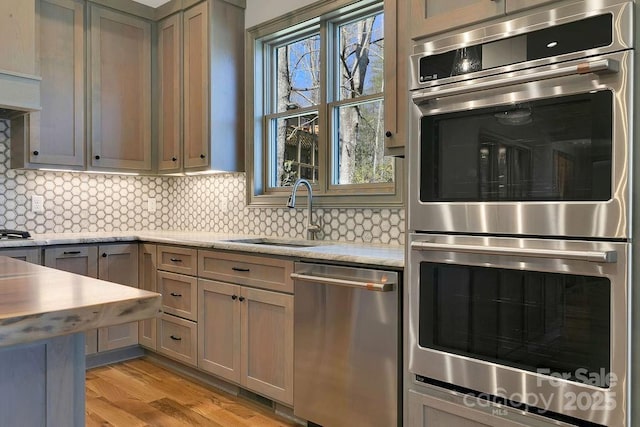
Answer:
[0,120,404,245]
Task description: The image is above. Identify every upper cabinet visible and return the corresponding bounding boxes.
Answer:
[11,0,85,169]
[157,13,182,173]
[89,5,152,171]
[157,0,244,174]
[7,0,246,174]
[0,1,40,114]
[409,0,559,39]
[182,2,210,170]
[383,0,408,157]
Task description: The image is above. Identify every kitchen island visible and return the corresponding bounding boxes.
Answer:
[0,256,161,427]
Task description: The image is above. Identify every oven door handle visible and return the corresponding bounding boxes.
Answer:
[412,58,619,104]
[290,273,395,292]
[410,241,617,263]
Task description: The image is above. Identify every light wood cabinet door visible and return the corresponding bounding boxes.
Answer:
[383,0,408,156]
[97,244,139,352]
[44,245,99,354]
[241,287,293,405]
[409,0,504,39]
[198,278,242,384]
[27,0,84,168]
[182,1,209,170]
[138,244,157,350]
[43,245,98,277]
[198,276,293,404]
[89,5,151,171]
[157,13,182,172]
[0,2,36,76]
[0,247,41,264]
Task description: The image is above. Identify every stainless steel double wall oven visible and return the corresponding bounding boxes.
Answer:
[407,1,636,426]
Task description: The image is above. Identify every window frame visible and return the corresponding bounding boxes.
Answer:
[246,0,404,208]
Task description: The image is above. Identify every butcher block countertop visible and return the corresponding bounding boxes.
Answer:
[0,256,161,348]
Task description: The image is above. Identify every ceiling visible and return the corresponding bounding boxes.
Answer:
[130,0,171,7]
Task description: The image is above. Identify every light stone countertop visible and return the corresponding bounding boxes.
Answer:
[0,230,405,268]
[0,256,161,348]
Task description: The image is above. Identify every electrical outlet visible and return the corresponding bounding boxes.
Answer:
[32,195,45,213]
[147,197,157,213]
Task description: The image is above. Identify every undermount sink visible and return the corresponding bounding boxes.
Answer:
[223,238,323,248]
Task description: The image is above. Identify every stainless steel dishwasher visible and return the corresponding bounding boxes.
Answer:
[292,262,400,427]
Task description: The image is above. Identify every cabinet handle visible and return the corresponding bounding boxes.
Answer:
[200,154,206,159]
[102,253,107,258]
[172,157,177,162]
[385,131,392,138]
[170,292,182,297]
[232,267,250,272]
[170,335,182,341]
[169,258,182,263]
[33,150,39,156]
[239,296,245,302]
[231,294,238,300]
[95,155,100,160]
[63,251,81,255]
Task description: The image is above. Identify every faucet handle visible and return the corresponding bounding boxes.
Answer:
[286,194,295,208]
[307,223,321,240]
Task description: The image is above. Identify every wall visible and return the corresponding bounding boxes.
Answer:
[0,120,404,245]
[245,0,318,28]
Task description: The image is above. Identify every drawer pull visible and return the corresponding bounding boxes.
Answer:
[231,295,238,300]
[63,251,81,255]
[170,335,182,341]
[170,292,182,297]
[169,258,183,263]
[232,267,250,272]
[239,296,246,302]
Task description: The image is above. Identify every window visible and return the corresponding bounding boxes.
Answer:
[247,0,402,207]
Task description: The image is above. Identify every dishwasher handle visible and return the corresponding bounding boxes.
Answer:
[290,272,394,292]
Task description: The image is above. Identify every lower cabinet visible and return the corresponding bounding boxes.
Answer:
[96,244,139,351]
[0,247,41,264]
[198,278,294,405]
[44,243,139,355]
[133,243,295,406]
[44,245,99,354]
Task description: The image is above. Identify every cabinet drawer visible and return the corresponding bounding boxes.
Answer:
[158,271,198,321]
[408,389,531,427]
[158,314,197,367]
[0,248,41,264]
[157,245,197,275]
[198,250,294,293]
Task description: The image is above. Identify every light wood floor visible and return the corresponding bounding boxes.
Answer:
[86,358,299,427]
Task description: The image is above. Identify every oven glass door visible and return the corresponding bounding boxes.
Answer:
[420,262,611,386]
[420,90,612,202]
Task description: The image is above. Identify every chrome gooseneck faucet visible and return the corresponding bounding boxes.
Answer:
[287,178,320,240]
